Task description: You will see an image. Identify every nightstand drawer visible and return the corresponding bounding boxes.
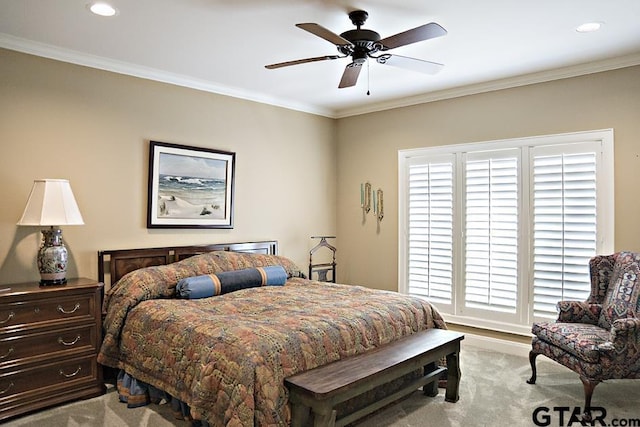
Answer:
[0,294,95,329]
[0,324,97,366]
[0,354,97,402]
[0,279,104,420]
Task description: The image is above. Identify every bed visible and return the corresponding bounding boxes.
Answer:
[97,241,448,426]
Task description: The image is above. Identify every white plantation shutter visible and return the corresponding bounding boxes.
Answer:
[532,148,597,318]
[464,153,519,313]
[399,130,613,334]
[407,159,454,304]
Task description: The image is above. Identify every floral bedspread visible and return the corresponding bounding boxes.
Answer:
[98,251,446,426]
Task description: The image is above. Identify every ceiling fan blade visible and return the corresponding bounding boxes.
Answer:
[296,23,353,47]
[338,63,362,88]
[379,22,447,50]
[265,55,341,69]
[376,54,444,75]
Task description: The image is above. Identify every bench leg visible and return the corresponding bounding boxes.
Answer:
[312,409,337,427]
[423,362,439,397]
[290,402,310,427]
[445,350,461,403]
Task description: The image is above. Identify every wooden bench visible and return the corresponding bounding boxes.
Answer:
[285,328,464,427]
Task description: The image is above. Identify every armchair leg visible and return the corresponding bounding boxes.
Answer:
[580,377,600,422]
[526,351,538,384]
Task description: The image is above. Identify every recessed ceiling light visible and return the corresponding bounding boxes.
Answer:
[88,2,118,17]
[576,22,602,33]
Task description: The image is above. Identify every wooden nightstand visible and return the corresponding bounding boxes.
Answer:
[0,278,105,421]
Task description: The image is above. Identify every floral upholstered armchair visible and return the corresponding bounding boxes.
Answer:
[527,252,640,419]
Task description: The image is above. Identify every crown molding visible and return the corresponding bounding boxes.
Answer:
[334,52,640,118]
[2,33,639,120]
[0,33,335,118]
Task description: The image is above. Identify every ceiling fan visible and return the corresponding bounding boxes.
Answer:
[265,10,447,89]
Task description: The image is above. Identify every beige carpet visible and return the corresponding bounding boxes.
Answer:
[4,344,639,427]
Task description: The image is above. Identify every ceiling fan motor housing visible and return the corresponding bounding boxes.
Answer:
[339,29,382,57]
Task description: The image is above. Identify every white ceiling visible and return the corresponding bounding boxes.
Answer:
[1,0,640,118]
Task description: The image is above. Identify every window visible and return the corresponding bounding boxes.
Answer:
[531,147,599,318]
[398,130,614,334]
[407,159,454,305]
[464,151,519,316]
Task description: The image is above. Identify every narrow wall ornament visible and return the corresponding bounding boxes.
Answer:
[360,182,372,214]
[360,182,383,225]
[376,189,384,222]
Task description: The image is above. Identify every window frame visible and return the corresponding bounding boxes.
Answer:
[398,129,614,335]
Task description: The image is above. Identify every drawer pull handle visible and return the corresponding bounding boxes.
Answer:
[0,382,14,395]
[57,303,80,314]
[58,335,81,346]
[0,312,15,324]
[0,347,14,359]
[59,366,82,378]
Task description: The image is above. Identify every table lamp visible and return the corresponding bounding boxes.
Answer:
[17,179,84,285]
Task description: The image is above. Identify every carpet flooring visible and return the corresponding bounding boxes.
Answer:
[4,344,639,426]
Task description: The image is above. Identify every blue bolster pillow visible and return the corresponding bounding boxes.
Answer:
[176,265,287,299]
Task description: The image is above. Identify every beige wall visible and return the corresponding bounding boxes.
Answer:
[0,49,337,284]
[336,66,640,291]
[3,48,639,293]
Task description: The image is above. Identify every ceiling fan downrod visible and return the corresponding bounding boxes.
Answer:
[339,10,382,59]
[348,10,368,29]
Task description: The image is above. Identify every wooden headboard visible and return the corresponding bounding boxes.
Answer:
[98,240,278,288]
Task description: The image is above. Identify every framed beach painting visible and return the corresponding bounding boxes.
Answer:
[147,141,235,229]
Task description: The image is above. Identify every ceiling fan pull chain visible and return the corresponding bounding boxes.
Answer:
[366,59,371,96]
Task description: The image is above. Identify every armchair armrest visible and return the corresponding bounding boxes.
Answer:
[600,317,640,352]
[556,301,601,324]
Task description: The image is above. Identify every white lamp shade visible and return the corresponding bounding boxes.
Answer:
[17,179,84,226]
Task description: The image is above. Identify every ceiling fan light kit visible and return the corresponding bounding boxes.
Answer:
[265,10,447,89]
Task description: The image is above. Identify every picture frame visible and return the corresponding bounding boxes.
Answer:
[147,141,235,229]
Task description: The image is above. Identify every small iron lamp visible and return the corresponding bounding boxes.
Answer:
[17,179,84,285]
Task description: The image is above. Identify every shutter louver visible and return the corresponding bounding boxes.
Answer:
[407,161,453,304]
[464,156,519,313]
[533,152,597,318]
